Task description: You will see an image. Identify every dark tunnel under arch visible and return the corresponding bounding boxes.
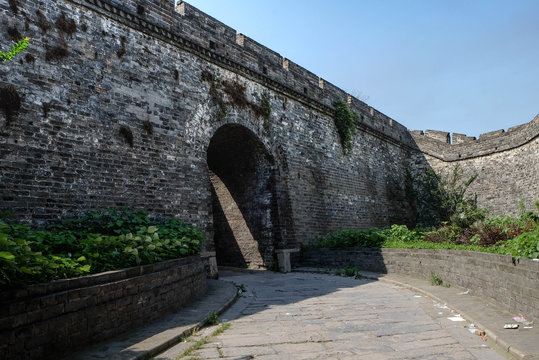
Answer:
[207,124,281,268]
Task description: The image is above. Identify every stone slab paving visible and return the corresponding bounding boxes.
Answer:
[155,270,512,360]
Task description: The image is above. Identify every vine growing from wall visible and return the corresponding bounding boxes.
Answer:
[333,99,358,154]
[0,37,30,62]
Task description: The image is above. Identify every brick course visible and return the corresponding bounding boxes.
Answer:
[0,255,206,360]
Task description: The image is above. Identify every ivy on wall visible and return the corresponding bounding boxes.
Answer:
[333,99,358,154]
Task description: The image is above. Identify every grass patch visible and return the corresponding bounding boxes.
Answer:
[177,322,230,359]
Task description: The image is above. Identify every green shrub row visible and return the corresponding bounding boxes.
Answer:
[0,209,203,287]
[315,207,539,259]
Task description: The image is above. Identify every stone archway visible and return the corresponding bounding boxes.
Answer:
[207,124,279,268]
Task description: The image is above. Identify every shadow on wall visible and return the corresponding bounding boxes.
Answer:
[207,124,281,269]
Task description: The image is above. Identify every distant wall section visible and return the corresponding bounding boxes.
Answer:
[410,116,539,215]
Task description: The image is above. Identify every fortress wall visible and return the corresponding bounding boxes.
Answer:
[1,0,535,250]
[411,116,539,215]
[0,0,419,251]
[301,248,539,322]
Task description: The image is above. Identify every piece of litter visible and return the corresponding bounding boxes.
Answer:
[504,323,519,329]
[512,316,533,326]
[438,312,443,315]
[413,295,422,298]
[434,303,449,309]
[475,330,486,336]
[448,316,466,322]
[468,329,476,334]
[524,326,533,329]
[533,259,539,262]
[481,336,487,341]
[458,290,470,295]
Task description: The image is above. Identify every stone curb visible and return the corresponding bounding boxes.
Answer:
[294,267,538,360]
[370,276,531,360]
[69,279,238,360]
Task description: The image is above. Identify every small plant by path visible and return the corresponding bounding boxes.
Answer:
[334,266,363,279]
[176,322,231,359]
[232,282,246,297]
[204,311,219,326]
[430,272,449,287]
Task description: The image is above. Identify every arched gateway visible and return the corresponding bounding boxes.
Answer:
[207,124,280,269]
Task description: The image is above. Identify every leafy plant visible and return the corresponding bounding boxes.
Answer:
[204,311,219,326]
[0,209,204,287]
[411,165,479,227]
[52,207,151,235]
[313,205,538,260]
[316,228,384,249]
[499,227,539,259]
[333,99,358,154]
[0,37,30,62]
[430,273,443,286]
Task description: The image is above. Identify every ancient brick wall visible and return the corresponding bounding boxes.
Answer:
[0,0,536,268]
[410,116,539,215]
[0,256,206,360]
[0,0,419,264]
[301,248,539,322]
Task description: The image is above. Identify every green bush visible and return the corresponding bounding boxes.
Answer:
[316,228,384,249]
[0,210,204,287]
[499,227,539,259]
[314,207,538,259]
[424,224,461,244]
[51,207,151,235]
[410,165,479,227]
[379,224,424,245]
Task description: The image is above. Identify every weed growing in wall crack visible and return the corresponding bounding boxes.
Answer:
[333,99,358,154]
[0,37,30,62]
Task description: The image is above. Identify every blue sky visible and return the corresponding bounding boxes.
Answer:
[182,0,539,138]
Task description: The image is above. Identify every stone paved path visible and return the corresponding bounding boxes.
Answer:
[155,270,510,360]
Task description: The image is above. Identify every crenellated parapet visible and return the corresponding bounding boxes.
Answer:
[410,115,539,161]
[67,0,416,150]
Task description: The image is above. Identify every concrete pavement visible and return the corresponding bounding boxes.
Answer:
[69,268,538,360]
[155,269,534,360]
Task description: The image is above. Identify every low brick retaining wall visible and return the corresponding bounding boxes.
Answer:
[301,248,539,321]
[0,255,206,360]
